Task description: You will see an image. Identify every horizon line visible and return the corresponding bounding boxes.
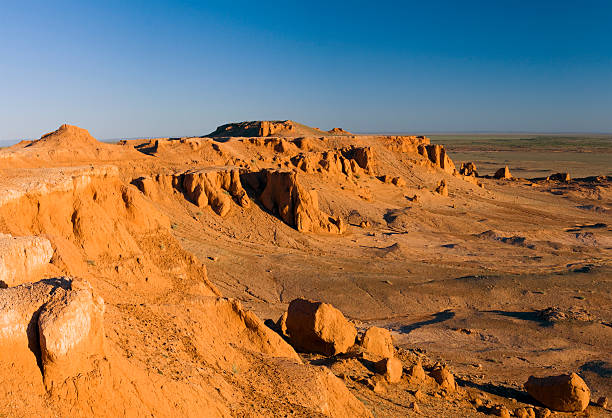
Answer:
[1,130,612,144]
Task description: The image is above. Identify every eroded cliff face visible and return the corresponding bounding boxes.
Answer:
[0,161,371,417]
[257,169,346,234]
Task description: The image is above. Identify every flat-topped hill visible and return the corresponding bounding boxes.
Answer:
[207,120,352,138]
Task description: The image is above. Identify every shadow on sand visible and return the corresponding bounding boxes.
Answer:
[455,377,534,404]
[485,310,552,327]
[398,309,456,334]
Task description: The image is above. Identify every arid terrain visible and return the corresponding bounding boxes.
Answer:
[0,121,610,417]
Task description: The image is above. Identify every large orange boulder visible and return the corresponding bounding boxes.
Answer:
[360,326,394,360]
[285,298,357,356]
[525,373,590,412]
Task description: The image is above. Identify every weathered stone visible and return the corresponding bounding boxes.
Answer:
[360,326,394,360]
[374,357,403,383]
[525,373,590,412]
[430,364,456,391]
[284,298,357,356]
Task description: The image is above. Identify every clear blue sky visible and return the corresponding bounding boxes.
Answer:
[1,0,611,141]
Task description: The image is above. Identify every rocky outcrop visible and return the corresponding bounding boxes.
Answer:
[181,169,249,216]
[0,234,53,287]
[524,373,590,412]
[328,127,351,135]
[209,120,298,137]
[291,146,375,178]
[382,135,430,153]
[257,170,346,233]
[360,326,394,360]
[494,166,513,179]
[418,144,456,174]
[548,172,571,182]
[38,280,105,388]
[459,162,478,177]
[284,298,357,356]
[0,277,105,388]
[435,179,449,196]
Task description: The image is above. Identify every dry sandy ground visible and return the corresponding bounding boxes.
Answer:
[0,122,610,417]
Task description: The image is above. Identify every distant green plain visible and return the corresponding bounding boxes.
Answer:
[428,134,612,178]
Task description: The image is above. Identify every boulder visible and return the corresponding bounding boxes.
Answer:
[494,166,513,179]
[374,357,403,383]
[524,373,590,412]
[284,298,357,356]
[0,234,53,287]
[360,326,394,360]
[430,364,456,391]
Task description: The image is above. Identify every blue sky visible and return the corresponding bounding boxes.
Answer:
[1,0,611,141]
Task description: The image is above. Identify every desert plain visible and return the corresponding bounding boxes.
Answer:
[0,120,609,417]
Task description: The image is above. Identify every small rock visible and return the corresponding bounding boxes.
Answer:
[391,176,406,187]
[409,401,420,413]
[514,406,536,418]
[490,404,510,418]
[406,361,426,383]
[597,396,608,408]
[535,408,551,418]
[430,364,456,392]
[524,373,590,412]
[435,179,449,196]
[374,357,403,383]
[363,377,386,393]
[414,389,425,401]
